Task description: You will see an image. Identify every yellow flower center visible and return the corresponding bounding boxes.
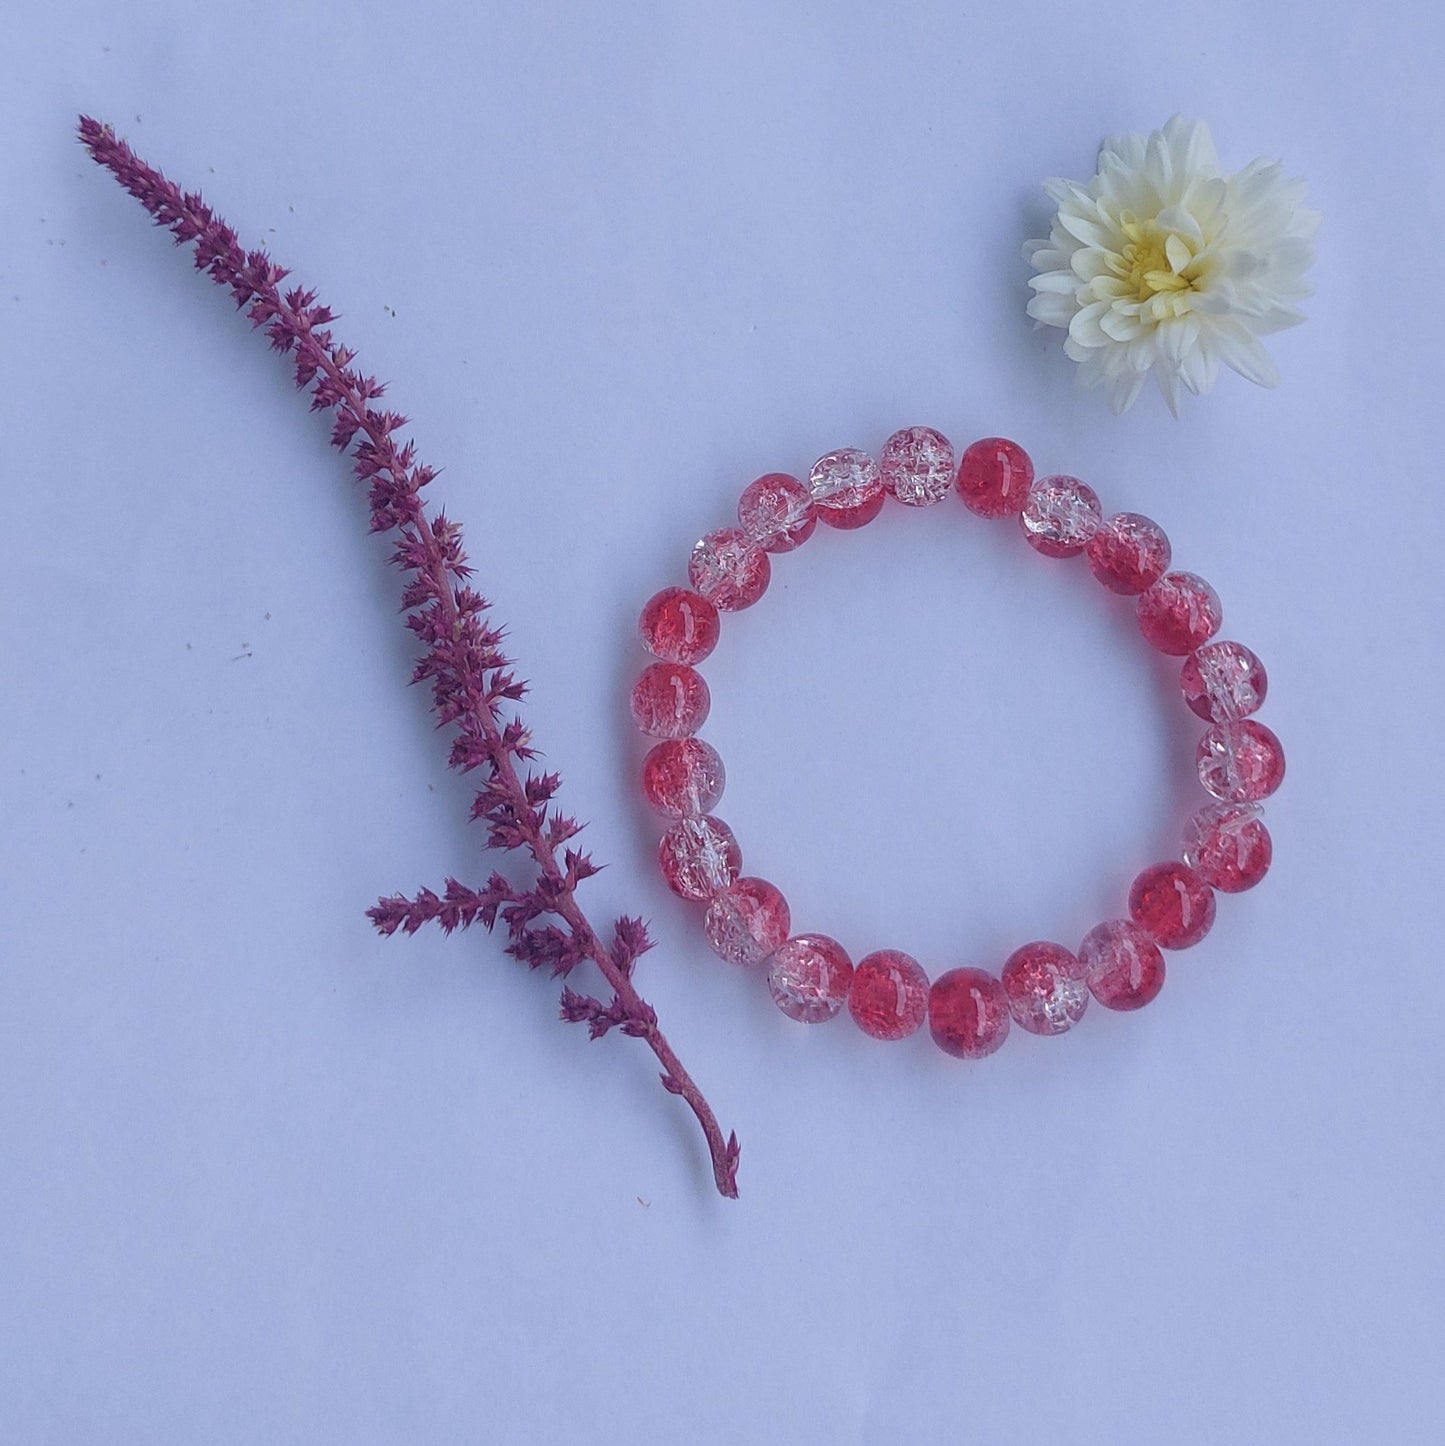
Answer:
[1118,213,1200,301]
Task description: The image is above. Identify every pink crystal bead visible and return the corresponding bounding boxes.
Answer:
[657,815,742,901]
[767,934,854,1023]
[638,587,720,666]
[1182,802,1273,893]
[1128,861,1216,950]
[1197,720,1286,802]
[956,437,1034,518]
[1080,920,1166,1011]
[703,877,791,966]
[1137,572,1223,655]
[737,472,817,552]
[807,448,886,529]
[629,661,710,739]
[1085,513,1172,595]
[881,426,955,507]
[1180,641,1268,722]
[640,738,725,818]
[929,968,1011,1059]
[1000,940,1089,1035]
[1019,475,1103,557]
[688,527,770,612]
[848,949,930,1040]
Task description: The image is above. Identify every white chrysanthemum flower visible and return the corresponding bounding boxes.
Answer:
[1023,116,1319,414]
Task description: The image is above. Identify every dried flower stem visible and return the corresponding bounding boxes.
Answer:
[79,115,739,1198]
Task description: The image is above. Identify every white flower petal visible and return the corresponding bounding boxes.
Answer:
[1067,299,1113,348]
[1212,323,1281,387]
[1028,270,1080,295]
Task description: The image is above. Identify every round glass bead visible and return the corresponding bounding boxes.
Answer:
[1137,572,1223,655]
[657,815,742,901]
[848,949,930,1040]
[1182,801,1273,893]
[1085,513,1172,595]
[767,934,854,1023]
[928,968,1011,1059]
[1128,861,1217,950]
[638,587,720,666]
[629,661,710,739]
[640,738,725,818]
[688,527,770,612]
[956,436,1034,518]
[807,448,886,529]
[703,877,791,966]
[881,426,955,507]
[1081,920,1166,1011]
[1019,475,1103,557]
[1180,641,1268,722]
[1001,940,1089,1035]
[1197,720,1286,802]
[737,472,817,553]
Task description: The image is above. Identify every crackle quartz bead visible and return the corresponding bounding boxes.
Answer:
[807,448,886,529]
[641,738,725,818]
[1128,861,1217,950]
[1180,641,1268,723]
[657,815,742,901]
[703,877,791,966]
[1197,720,1286,802]
[956,437,1034,518]
[1086,513,1172,595]
[929,968,1011,1059]
[1137,572,1223,655]
[688,528,770,612]
[767,934,854,1023]
[848,949,930,1040]
[1182,801,1273,893]
[1001,940,1089,1035]
[639,587,720,666]
[737,472,817,552]
[629,662,711,739]
[881,426,955,507]
[1080,920,1166,1011]
[1019,475,1103,557]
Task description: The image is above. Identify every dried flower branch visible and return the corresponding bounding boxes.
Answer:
[79,116,740,1198]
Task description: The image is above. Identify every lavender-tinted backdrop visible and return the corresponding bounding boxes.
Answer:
[2,1,1442,1442]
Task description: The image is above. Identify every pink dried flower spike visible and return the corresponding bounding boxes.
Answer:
[78,116,740,1199]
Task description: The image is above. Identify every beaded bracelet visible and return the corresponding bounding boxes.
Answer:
[630,430,1283,1059]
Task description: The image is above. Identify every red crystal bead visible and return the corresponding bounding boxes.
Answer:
[640,738,725,818]
[1137,572,1223,655]
[848,949,930,1040]
[688,527,770,612]
[881,426,955,507]
[767,934,854,1022]
[629,661,711,739]
[1085,512,1172,594]
[638,587,720,666]
[1081,920,1166,1011]
[1180,641,1268,722]
[657,815,742,901]
[807,448,886,529]
[1182,802,1272,892]
[956,437,1034,518]
[1000,940,1089,1035]
[928,967,1011,1059]
[1128,861,1217,949]
[1019,474,1103,557]
[737,472,817,553]
[1197,720,1286,802]
[703,877,791,966]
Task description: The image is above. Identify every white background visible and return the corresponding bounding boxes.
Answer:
[3,2,1442,1442]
